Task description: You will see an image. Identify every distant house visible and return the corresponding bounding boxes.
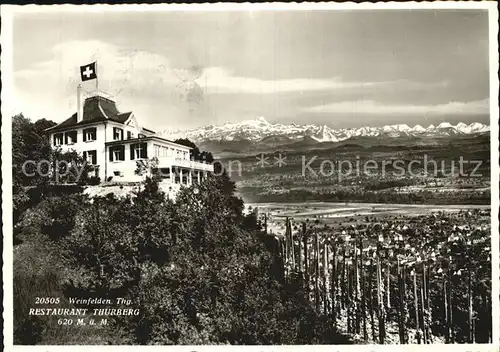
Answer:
[45,93,213,190]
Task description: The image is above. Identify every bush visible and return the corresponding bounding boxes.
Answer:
[87,176,101,185]
[57,175,351,344]
[39,194,85,241]
[14,174,353,345]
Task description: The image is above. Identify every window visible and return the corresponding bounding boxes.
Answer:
[153,144,161,158]
[83,150,97,165]
[83,127,97,142]
[113,127,123,141]
[130,142,148,160]
[53,133,63,146]
[127,131,133,140]
[160,168,170,179]
[109,145,125,162]
[65,130,77,144]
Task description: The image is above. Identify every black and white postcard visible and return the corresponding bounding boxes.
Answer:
[1,3,499,350]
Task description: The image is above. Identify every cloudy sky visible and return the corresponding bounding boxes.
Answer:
[12,9,490,130]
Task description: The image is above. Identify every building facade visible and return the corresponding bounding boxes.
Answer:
[46,94,213,190]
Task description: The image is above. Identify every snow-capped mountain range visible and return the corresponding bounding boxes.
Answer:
[160,117,490,144]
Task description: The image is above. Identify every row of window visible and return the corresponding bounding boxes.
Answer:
[152,167,203,185]
[109,142,148,162]
[53,127,146,146]
[152,144,189,160]
[53,128,97,146]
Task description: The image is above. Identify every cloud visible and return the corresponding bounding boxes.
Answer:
[13,40,194,121]
[302,99,490,115]
[15,39,180,96]
[199,67,406,94]
[12,38,467,129]
[20,40,397,103]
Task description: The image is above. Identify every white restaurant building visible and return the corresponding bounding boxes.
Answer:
[45,91,213,191]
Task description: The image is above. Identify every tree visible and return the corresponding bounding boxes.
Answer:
[12,114,55,188]
[12,114,56,225]
[60,173,351,344]
[174,138,214,163]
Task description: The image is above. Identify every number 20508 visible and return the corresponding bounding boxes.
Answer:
[35,297,60,304]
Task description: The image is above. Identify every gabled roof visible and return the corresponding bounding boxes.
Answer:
[45,96,151,133]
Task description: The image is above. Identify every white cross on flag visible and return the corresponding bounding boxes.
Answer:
[80,62,97,82]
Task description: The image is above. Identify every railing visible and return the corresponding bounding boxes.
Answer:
[156,156,214,171]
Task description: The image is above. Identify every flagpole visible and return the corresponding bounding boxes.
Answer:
[95,60,99,94]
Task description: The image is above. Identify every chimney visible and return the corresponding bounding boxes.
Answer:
[77,84,83,123]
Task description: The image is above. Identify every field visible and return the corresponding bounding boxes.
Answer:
[219,134,491,205]
[245,202,490,235]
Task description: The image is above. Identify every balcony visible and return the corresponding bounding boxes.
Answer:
[156,156,214,172]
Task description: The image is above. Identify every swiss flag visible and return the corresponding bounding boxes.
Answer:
[80,62,97,81]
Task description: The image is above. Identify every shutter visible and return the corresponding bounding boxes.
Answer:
[83,151,87,161]
[141,143,147,158]
[92,128,97,140]
[130,144,135,160]
[53,135,57,145]
[120,145,125,160]
[73,131,77,143]
[109,147,114,161]
[92,151,97,164]
[83,130,87,142]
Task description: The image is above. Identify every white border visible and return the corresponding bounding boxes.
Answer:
[2,6,15,351]
[0,2,498,11]
[1,2,498,352]
[488,1,499,348]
